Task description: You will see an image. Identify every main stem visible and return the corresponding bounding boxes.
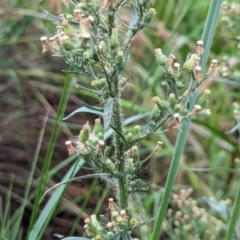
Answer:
[112,78,128,210]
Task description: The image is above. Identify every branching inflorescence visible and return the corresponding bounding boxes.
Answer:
[40,0,218,239]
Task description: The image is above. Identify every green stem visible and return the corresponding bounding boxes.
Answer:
[225,183,240,240]
[113,81,128,210]
[151,1,222,239]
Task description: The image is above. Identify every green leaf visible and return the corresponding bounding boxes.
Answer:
[110,124,128,146]
[63,106,103,120]
[103,98,114,129]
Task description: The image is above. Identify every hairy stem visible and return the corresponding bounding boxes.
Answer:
[112,78,128,210]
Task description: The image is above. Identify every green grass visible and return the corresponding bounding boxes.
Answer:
[1,0,240,239]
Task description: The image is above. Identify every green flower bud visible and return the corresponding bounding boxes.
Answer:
[142,8,156,27]
[151,105,160,121]
[152,96,168,111]
[95,235,102,240]
[105,158,116,174]
[84,218,97,235]
[126,132,133,144]
[116,50,124,65]
[131,146,140,166]
[197,109,211,118]
[91,214,100,228]
[127,158,135,173]
[130,218,139,228]
[155,48,167,66]
[79,122,90,143]
[83,49,94,59]
[174,104,182,113]
[169,93,177,109]
[110,28,119,48]
[93,118,104,135]
[91,78,107,88]
[197,89,211,108]
[182,109,189,116]
[133,125,141,139]
[111,211,119,222]
[61,19,75,37]
[61,35,74,51]
[183,53,197,71]
[66,14,73,21]
[97,132,104,140]
[107,232,114,237]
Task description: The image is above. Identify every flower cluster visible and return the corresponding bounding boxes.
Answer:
[148,41,217,132]
[162,189,227,240]
[83,198,139,240]
[219,2,240,80]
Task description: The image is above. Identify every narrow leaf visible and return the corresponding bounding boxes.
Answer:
[81,101,103,112]
[103,98,114,129]
[110,124,128,146]
[76,84,104,95]
[63,106,103,120]
[130,5,138,29]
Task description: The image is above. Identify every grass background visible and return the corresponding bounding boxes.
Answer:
[0,0,239,239]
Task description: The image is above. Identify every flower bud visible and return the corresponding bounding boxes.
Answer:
[61,19,75,37]
[183,53,197,71]
[107,231,114,237]
[150,105,160,121]
[91,78,107,89]
[169,93,177,109]
[93,118,104,135]
[79,122,90,143]
[152,96,168,111]
[133,125,141,139]
[111,211,119,222]
[116,50,124,65]
[110,28,119,48]
[197,109,211,118]
[197,89,211,108]
[127,158,135,173]
[83,49,94,59]
[174,104,182,113]
[105,158,116,174]
[155,48,167,66]
[61,35,74,51]
[130,218,139,228]
[126,133,133,144]
[142,8,156,27]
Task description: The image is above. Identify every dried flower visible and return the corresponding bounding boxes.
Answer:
[196,40,204,55]
[65,140,75,155]
[194,66,202,80]
[40,36,50,53]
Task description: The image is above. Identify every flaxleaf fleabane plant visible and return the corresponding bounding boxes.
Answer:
[40,0,218,239]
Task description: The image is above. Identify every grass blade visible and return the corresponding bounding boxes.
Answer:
[151,1,223,239]
[27,67,73,233]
